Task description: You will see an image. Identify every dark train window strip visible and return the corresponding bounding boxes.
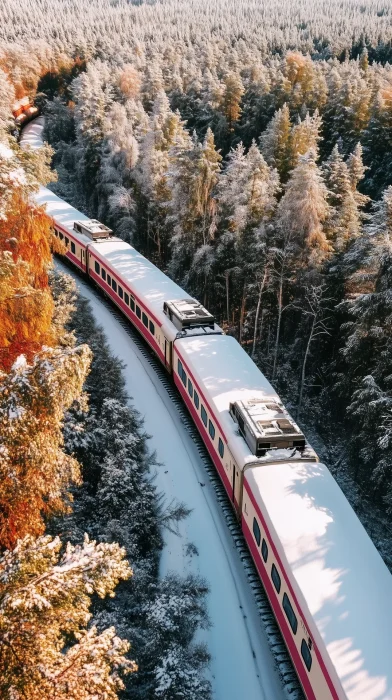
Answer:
[283,593,297,635]
[71,242,76,254]
[201,405,208,427]
[130,296,135,311]
[194,390,199,410]
[271,564,281,593]
[208,420,215,440]
[149,320,155,335]
[261,538,268,563]
[136,305,141,319]
[253,517,261,547]
[142,312,148,327]
[112,279,117,293]
[188,379,193,398]
[124,293,129,306]
[95,261,100,274]
[118,286,123,299]
[101,268,106,281]
[301,639,312,672]
[107,274,111,285]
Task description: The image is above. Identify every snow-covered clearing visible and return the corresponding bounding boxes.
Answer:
[58,261,284,700]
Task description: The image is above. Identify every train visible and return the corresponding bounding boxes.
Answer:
[20,118,392,700]
[12,97,40,129]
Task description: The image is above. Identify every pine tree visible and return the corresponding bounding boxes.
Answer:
[0,534,134,700]
[260,103,292,181]
[323,144,367,249]
[289,109,322,170]
[168,128,221,302]
[277,149,331,266]
[138,91,191,262]
[0,345,91,549]
[221,72,244,132]
[0,69,15,133]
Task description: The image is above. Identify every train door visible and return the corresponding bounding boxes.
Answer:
[231,458,242,517]
[81,248,85,270]
[164,338,172,370]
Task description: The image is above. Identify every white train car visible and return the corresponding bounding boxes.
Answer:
[86,239,221,368]
[243,463,392,700]
[173,334,315,511]
[21,119,392,700]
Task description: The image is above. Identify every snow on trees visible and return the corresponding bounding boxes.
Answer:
[0,345,91,549]
[277,149,331,265]
[0,533,134,700]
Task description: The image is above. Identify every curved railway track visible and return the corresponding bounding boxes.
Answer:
[61,257,304,700]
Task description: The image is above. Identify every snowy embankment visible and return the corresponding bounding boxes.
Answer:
[21,118,285,700]
[58,262,284,700]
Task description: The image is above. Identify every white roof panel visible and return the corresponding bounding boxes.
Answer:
[246,462,392,700]
[19,116,45,151]
[175,334,308,467]
[33,186,93,245]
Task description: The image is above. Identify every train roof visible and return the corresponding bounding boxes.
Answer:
[246,462,392,700]
[175,334,313,468]
[33,186,93,245]
[19,115,45,150]
[89,240,221,339]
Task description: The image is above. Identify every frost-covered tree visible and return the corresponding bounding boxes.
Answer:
[0,69,15,133]
[323,144,368,249]
[168,128,221,302]
[0,534,134,700]
[277,149,331,265]
[260,103,291,181]
[0,345,91,549]
[138,90,191,261]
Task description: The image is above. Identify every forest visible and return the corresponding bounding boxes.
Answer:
[1,0,392,697]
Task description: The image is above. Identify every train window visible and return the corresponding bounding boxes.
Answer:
[208,420,215,440]
[107,274,112,286]
[136,305,141,319]
[59,232,64,240]
[178,359,183,376]
[118,286,123,299]
[95,261,100,274]
[181,369,187,386]
[218,438,224,458]
[301,640,312,672]
[65,237,69,247]
[130,296,135,311]
[54,229,58,237]
[124,293,130,306]
[71,241,76,254]
[194,391,199,410]
[283,593,297,635]
[112,279,117,293]
[188,379,193,398]
[261,538,268,563]
[271,564,281,593]
[149,320,155,335]
[201,405,208,427]
[142,312,148,328]
[101,268,106,281]
[253,518,261,547]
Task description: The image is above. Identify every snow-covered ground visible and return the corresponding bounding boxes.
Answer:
[58,261,284,700]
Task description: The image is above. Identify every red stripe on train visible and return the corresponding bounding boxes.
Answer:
[244,480,341,700]
[173,371,234,501]
[88,268,166,364]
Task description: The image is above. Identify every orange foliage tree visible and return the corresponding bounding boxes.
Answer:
[0,139,62,371]
[0,345,91,550]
